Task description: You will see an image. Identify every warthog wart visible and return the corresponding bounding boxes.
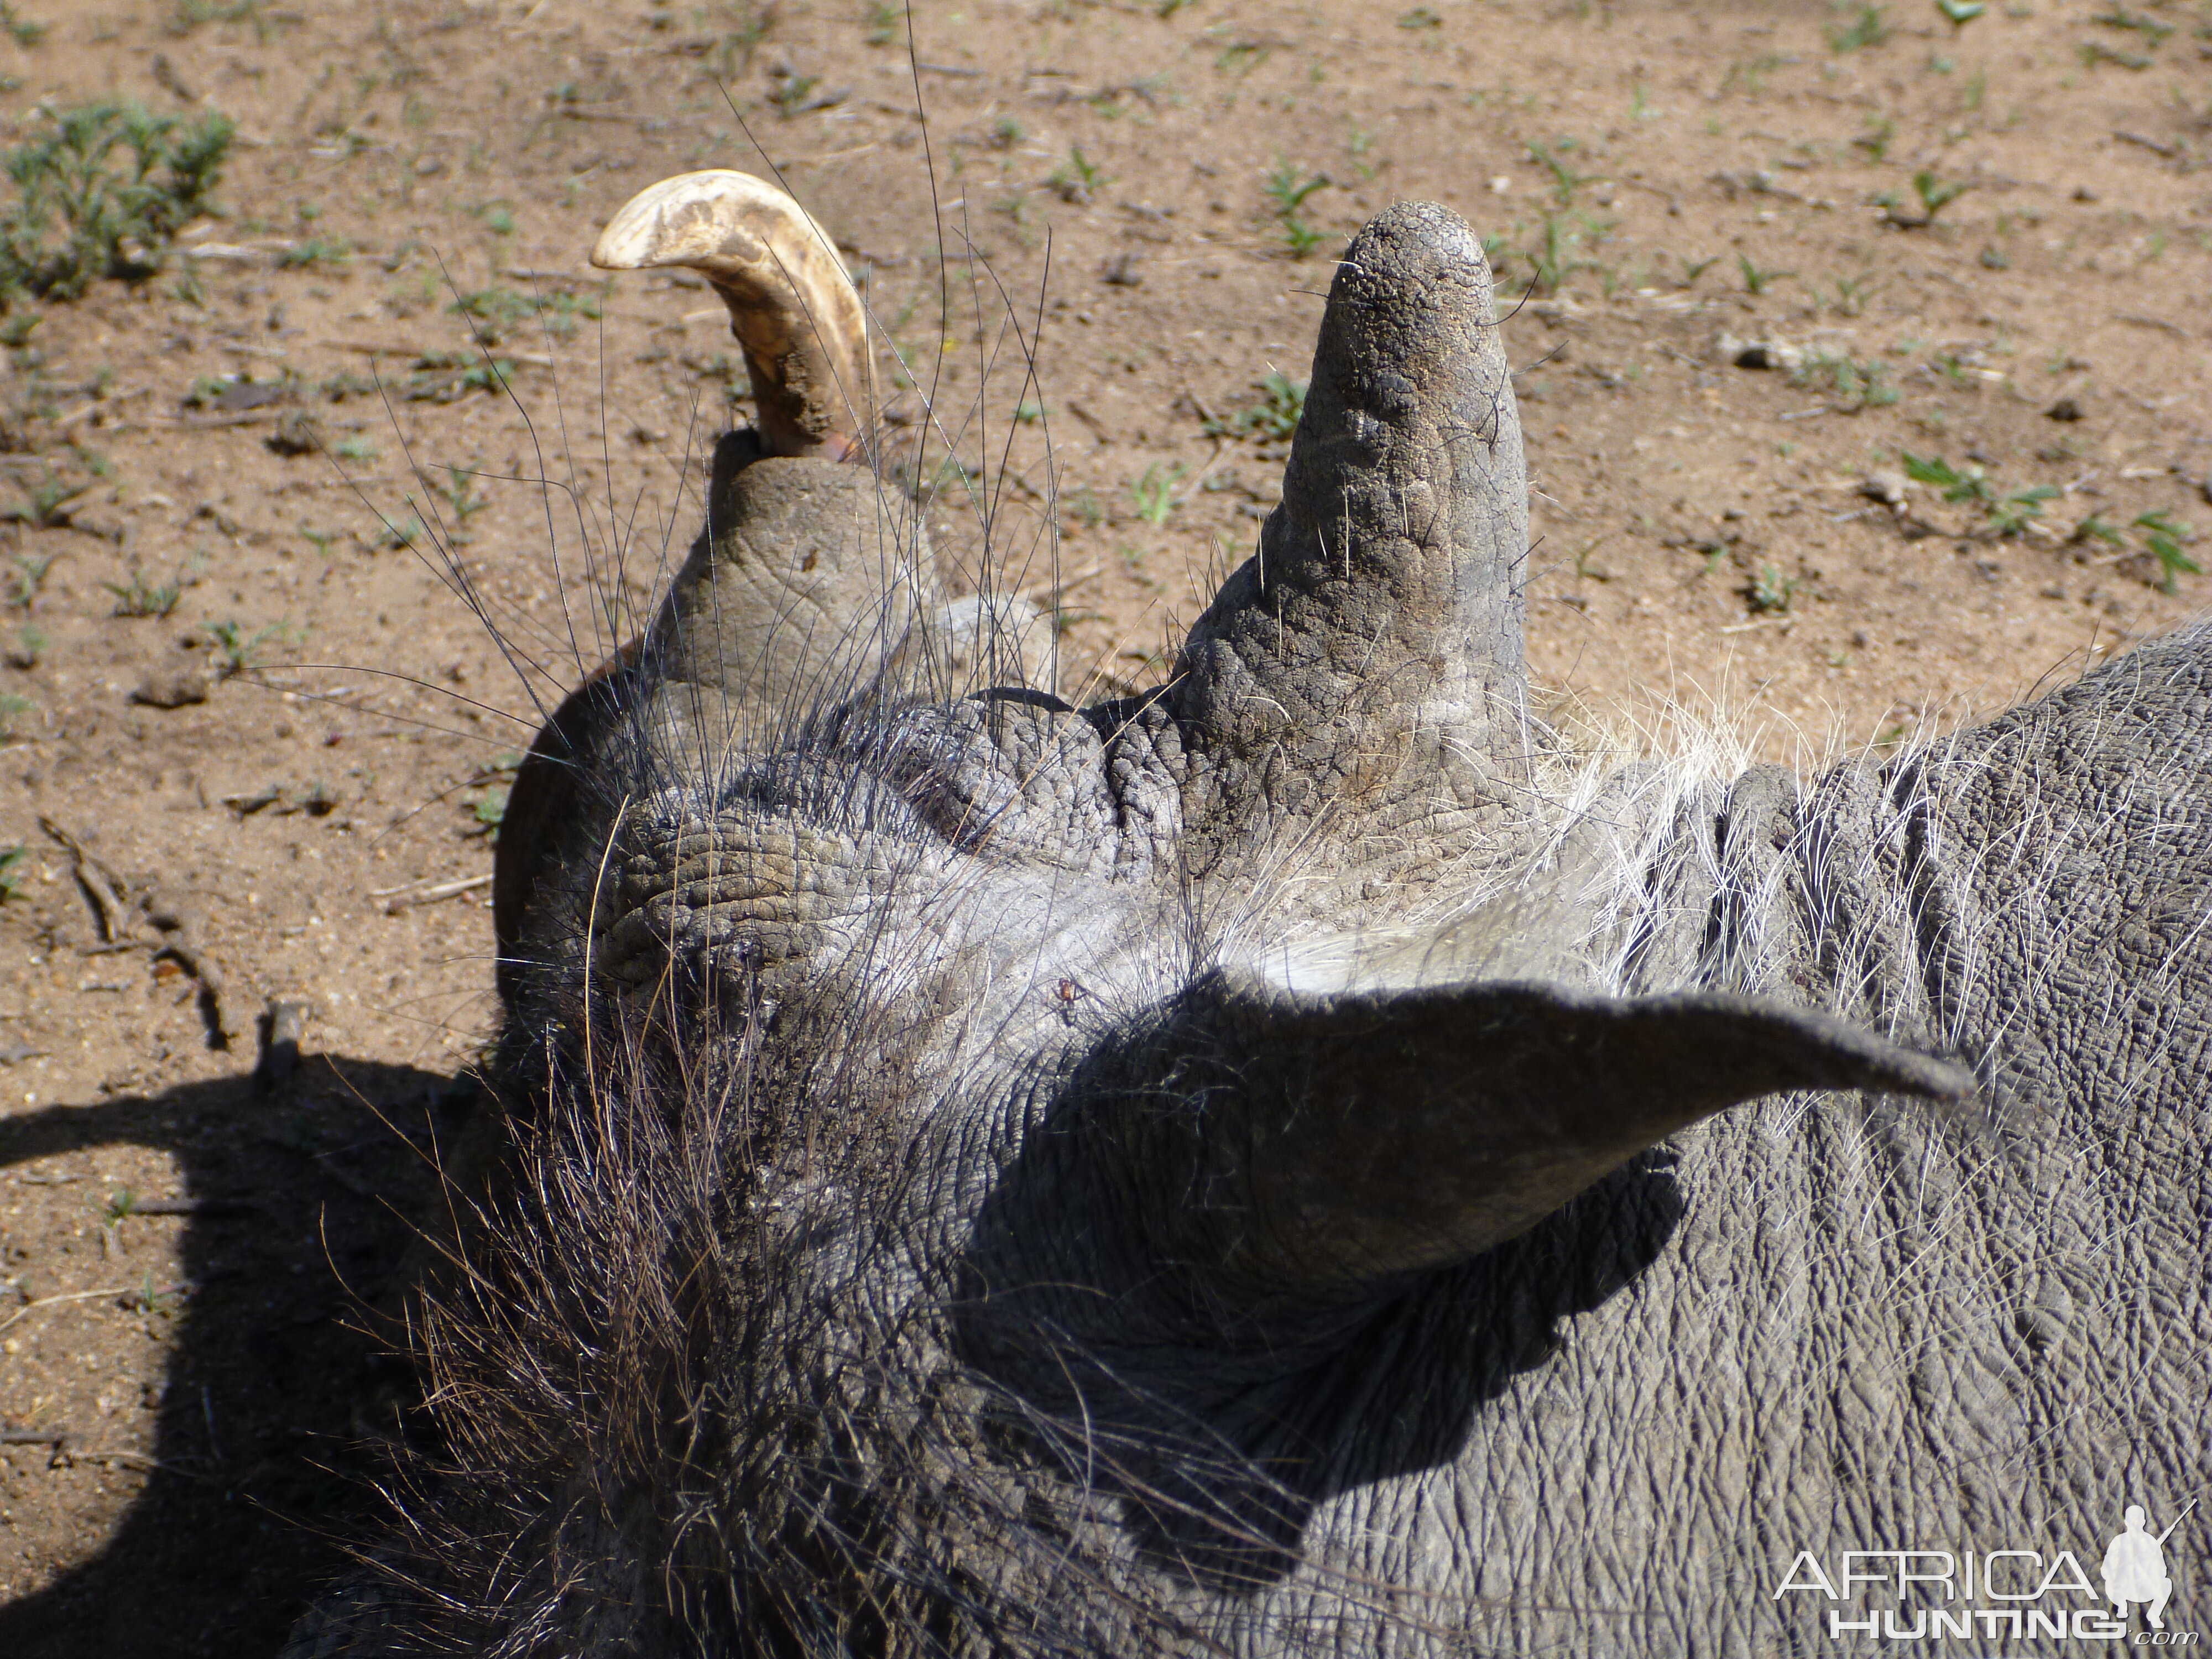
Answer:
[286,170,2212,1657]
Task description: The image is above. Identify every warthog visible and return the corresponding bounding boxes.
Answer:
[289,171,2212,1656]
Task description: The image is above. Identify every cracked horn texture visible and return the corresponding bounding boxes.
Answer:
[1175,202,1527,832]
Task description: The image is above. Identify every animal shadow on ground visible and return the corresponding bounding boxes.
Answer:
[0,1057,472,1658]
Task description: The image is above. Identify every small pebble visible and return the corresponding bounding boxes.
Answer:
[1860,471,1908,509]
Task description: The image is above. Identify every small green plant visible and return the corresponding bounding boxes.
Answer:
[402,351,515,403]
[2091,6,2174,44]
[2135,511,2200,593]
[1398,5,1442,27]
[7,550,55,609]
[0,691,35,739]
[1904,453,2062,535]
[2079,39,2151,69]
[1129,464,1183,526]
[863,1,902,44]
[276,235,350,270]
[1571,540,1611,582]
[127,1274,181,1316]
[1261,159,1332,256]
[1276,216,1328,259]
[1515,209,1611,295]
[5,466,93,529]
[464,786,508,839]
[1830,274,1877,315]
[207,616,291,676]
[1068,487,1103,531]
[1205,370,1306,442]
[1721,54,1787,97]
[992,117,1026,149]
[1936,0,1985,24]
[1343,123,1380,181]
[1748,565,1798,613]
[1738,253,1793,295]
[170,0,283,34]
[102,562,181,618]
[9,622,46,667]
[0,843,29,901]
[1048,146,1106,205]
[448,285,535,345]
[435,464,490,538]
[1828,4,1888,51]
[1527,139,1598,206]
[374,506,426,551]
[770,73,822,117]
[2,2,49,46]
[326,371,389,403]
[994,191,1036,239]
[704,1,775,76]
[1014,398,1044,425]
[0,101,234,299]
[928,454,979,508]
[1987,484,2058,536]
[332,434,378,463]
[1854,114,1895,163]
[1793,352,1900,411]
[1903,451,1991,503]
[104,1188,138,1225]
[541,287,601,340]
[1912,169,1970,220]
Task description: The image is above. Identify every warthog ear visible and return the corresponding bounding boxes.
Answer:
[1173,202,1528,837]
[1071,972,1969,1318]
[593,169,873,459]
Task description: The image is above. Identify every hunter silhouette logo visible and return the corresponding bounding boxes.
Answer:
[2106,1501,2195,1634]
[1774,1498,2200,1643]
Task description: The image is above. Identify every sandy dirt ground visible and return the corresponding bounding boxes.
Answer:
[0,0,2206,1650]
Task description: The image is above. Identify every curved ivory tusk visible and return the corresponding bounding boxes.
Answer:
[592,170,871,459]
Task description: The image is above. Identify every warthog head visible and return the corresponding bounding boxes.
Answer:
[292,170,2211,1658]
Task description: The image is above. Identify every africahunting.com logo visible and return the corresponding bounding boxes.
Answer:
[1775,1500,2198,1645]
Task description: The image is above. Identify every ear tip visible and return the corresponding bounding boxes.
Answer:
[1864,1048,1977,1104]
[1710,995,1977,1105]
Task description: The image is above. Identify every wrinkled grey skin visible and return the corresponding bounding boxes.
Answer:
[295,203,2210,1657]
